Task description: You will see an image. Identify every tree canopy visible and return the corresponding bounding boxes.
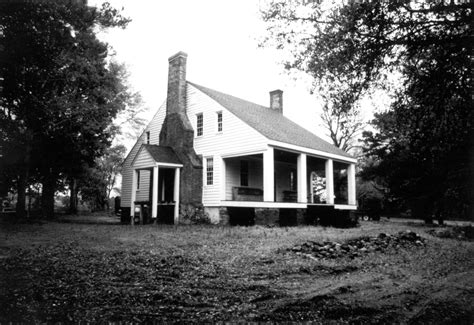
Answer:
[261,0,473,219]
[0,1,132,217]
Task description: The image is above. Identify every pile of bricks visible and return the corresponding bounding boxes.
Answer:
[291,231,426,259]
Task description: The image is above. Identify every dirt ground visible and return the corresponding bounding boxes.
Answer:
[1,216,473,323]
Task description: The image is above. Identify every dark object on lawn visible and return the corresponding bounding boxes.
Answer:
[355,210,380,221]
[357,197,382,221]
[114,196,121,215]
[427,226,474,241]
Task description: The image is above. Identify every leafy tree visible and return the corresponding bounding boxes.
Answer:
[261,0,473,220]
[75,144,126,212]
[260,0,381,152]
[320,101,364,153]
[0,2,131,218]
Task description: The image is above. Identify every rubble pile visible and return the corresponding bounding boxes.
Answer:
[291,231,426,259]
[427,226,474,241]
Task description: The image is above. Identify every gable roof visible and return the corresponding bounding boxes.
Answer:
[141,145,182,165]
[122,101,166,166]
[188,82,352,158]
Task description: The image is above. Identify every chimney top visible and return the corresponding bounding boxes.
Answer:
[269,89,283,113]
[166,51,188,117]
[168,51,188,62]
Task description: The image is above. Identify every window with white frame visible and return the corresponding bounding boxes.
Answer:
[217,111,223,132]
[206,157,214,185]
[196,113,203,136]
[136,170,141,190]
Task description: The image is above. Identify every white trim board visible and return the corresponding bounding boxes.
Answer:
[268,140,357,164]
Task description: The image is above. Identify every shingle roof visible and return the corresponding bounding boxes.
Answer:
[188,82,352,158]
[142,145,182,165]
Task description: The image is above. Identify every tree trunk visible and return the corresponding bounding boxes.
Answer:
[41,172,56,219]
[69,178,78,214]
[16,173,27,218]
[16,143,31,218]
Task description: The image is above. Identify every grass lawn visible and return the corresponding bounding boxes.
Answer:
[1,217,473,323]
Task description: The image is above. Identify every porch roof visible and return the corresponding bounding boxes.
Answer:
[189,82,353,159]
[142,144,182,165]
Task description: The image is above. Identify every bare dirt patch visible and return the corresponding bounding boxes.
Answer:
[0,219,473,323]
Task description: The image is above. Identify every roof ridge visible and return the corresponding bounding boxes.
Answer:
[187,81,270,110]
[187,81,352,159]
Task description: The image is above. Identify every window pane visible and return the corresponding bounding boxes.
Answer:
[206,157,213,185]
[217,112,223,132]
[197,113,203,136]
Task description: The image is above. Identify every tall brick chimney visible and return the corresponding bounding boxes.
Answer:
[269,89,283,113]
[166,52,187,116]
[159,51,202,214]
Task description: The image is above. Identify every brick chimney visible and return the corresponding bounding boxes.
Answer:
[269,89,283,113]
[159,51,202,213]
[166,51,188,116]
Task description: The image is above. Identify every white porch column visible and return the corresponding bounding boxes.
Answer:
[297,153,307,203]
[325,159,335,204]
[173,167,180,225]
[130,169,138,225]
[152,166,159,219]
[221,157,226,200]
[263,147,274,202]
[347,163,356,205]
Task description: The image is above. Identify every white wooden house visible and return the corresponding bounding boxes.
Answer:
[120,52,357,225]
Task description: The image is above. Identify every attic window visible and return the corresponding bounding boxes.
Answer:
[146,131,150,144]
[197,113,203,136]
[217,111,223,132]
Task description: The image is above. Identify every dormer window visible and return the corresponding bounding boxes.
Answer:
[217,111,223,133]
[197,113,203,136]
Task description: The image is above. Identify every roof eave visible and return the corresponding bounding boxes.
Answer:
[268,140,357,164]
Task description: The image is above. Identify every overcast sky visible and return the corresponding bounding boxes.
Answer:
[89,0,325,143]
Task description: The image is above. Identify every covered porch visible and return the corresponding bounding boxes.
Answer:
[130,145,183,225]
[221,146,357,209]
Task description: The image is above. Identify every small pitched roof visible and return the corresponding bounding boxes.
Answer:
[142,145,182,165]
[188,82,352,158]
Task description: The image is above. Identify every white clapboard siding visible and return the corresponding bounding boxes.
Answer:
[133,149,155,201]
[121,102,166,208]
[224,156,264,200]
[135,170,151,201]
[147,101,167,145]
[202,155,222,206]
[187,84,268,206]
